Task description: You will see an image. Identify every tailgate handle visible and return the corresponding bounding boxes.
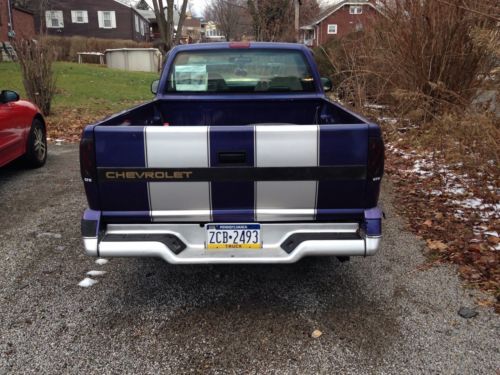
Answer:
[218,152,246,164]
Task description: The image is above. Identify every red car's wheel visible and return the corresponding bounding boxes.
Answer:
[25,118,47,168]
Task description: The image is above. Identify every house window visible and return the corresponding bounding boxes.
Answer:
[350,5,363,14]
[140,21,145,36]
[355,23,364,32]
[134,15,139,32]
[327,24,337,34]
[71,10,88,24]
[45,10,64,28]
[207,29,222,37]
[98,11,116,29]
[103,12,112,28]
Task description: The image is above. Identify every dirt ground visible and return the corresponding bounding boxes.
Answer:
[0,145,498,374]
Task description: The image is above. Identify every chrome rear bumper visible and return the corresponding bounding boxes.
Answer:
[83,222,381,264]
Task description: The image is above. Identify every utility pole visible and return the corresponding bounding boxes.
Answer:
[7,0,14,38]
[294,0,300,42]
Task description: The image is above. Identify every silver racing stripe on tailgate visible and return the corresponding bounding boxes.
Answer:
[255,125,318,221]
[145,127,211,222]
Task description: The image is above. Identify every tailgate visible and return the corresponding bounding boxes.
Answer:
[93,124,371,223]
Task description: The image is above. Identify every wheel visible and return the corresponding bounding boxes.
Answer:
[25,118,47,168]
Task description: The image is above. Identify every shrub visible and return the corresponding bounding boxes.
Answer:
[13,39,57,116]
[315,0,499,170]
[317,0,498,114]
[41,36,152,62]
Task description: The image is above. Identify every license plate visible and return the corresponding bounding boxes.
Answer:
[206,224,261,249]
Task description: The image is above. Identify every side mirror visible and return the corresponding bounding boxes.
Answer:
[151,80,159,95]
[0,90,20,103]
[321,77,333,92]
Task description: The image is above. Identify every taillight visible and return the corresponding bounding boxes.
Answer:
[80,130,97,183]
[367,137,384,181]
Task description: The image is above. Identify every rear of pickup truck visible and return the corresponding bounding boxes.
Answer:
[80,43,384,264]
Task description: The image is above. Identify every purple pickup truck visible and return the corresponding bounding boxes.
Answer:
[80,42,384,264]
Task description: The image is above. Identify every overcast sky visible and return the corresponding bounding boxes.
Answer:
[190,0,207,15]
[143,0,207,17]
[141,0,338,18]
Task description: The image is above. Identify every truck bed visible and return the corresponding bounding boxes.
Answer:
[99,97,365,127]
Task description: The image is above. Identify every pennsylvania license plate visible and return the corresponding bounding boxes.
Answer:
[206,224,261,249]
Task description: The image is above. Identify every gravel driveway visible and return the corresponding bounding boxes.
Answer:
[0,145,498,374]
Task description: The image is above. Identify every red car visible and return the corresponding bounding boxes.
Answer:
[0,90,47,168]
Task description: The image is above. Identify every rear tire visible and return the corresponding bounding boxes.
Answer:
[25,118,47,168]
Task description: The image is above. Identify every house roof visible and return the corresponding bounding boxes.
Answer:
[112,0,133,8]
[13,5,34,15]
[302,0,380,28]
[136,9,156,21]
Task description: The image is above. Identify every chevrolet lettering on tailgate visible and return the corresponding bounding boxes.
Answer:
[80,42,384,265]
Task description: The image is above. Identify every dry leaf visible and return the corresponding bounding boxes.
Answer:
[311,330,322,338]
[423,219,433,227]
[427,239,448,251]
[435,212,444,220]
[486,236,499,245]
[477,299,494,307]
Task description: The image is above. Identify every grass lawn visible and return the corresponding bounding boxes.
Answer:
[0,62,159,140]
[0,61,158,111]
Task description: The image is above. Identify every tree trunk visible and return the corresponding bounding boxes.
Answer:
[294,0,300,42]
[174,0,189,45]
[166,0,173,49]
[152,0,169,51]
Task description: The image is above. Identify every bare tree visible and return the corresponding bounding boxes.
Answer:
[174,0,189,44]
[13,39,56,116]
[205,0,250,41]
[135,0,151,10]
[151,0,189,52]
[247,0,319,42]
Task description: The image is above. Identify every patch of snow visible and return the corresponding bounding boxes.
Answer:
[78,278,98,288]
[495,244,500,251]
[450,200,500,220]
[378,117,398,125]
[387,141,499,223]
[446,186,466,195]
[95,258,109,265]
[484,231,499,238]
[86,270,106,277]
[365,103,387,110]
[410,159,434,178]
[458,198,483,209]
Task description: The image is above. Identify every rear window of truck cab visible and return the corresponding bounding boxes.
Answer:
[166,49,316,93]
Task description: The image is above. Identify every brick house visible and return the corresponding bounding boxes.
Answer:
[36,0,150,42]
[181,14,202,43]
[300,0,382,46]
[0,0,35,42]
